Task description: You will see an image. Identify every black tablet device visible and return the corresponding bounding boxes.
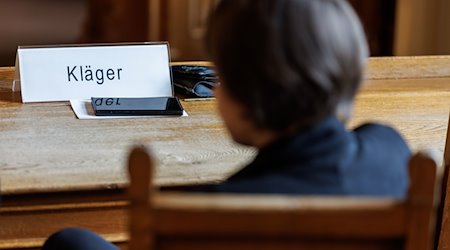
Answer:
[91,97,184,116]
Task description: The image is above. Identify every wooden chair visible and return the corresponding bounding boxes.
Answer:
[127,146,441,250]
[437,114,450,250]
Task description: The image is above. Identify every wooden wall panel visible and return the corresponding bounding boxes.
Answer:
[437,0,450,55]
[348,0,396,56]
[395,0,450,56]
[82,0,149,43]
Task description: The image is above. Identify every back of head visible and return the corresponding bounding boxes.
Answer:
[206,0,368,131]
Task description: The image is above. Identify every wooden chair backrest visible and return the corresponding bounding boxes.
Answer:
[127,146,440,250]
[437,114,450,250]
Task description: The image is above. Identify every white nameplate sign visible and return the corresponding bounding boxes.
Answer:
[14,43,173,103]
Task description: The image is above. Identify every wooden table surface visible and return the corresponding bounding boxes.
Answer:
[1,57,450,195]
[0,69,254,195]
[1,56,450,249]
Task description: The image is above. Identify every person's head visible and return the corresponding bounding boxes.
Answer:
[206,0,368,147]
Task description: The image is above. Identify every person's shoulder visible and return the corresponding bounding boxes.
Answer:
[346,122,411,198]
[352,122,410,156]
[354,123,406,142]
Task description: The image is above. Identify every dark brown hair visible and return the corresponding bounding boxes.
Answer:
[205,0,368,131]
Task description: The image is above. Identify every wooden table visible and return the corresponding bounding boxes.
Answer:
[1,57,450,249]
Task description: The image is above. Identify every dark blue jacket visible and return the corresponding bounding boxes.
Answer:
[194,116,410,197]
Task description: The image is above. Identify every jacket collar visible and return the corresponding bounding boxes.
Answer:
[228,116,353,179]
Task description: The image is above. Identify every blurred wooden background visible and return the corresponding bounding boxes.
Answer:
[0,0,449,66]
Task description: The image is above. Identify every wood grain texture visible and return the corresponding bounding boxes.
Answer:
[351,76,450,158]
[367,56,450,79]
[0,57,449,194]
[176,56,450,80]
[438,114,450,250]
[0,96,254,194]
[0,201,128,249]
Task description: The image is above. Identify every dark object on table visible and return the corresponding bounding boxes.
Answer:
[172,65,219,98]
[91,97,184,116]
